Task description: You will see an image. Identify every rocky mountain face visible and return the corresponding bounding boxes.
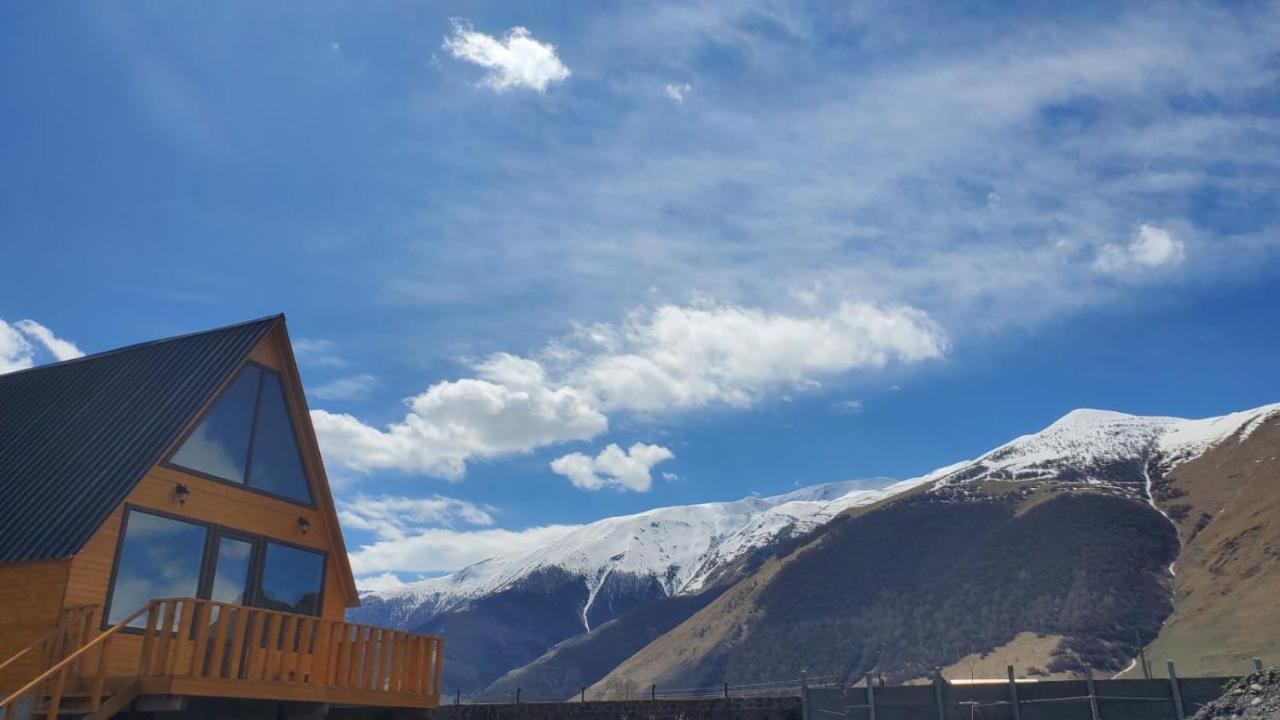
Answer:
[352,403,1280,699]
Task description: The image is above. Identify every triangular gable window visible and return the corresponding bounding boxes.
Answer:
[169,364,314,505]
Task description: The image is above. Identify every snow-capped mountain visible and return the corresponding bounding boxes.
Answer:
[351,402,1280,695]
[931,404,1280,493]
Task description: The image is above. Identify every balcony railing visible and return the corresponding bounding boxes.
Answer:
[0,598,443,720]
[133,598,444,706]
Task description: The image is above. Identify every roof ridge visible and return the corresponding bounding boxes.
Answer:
[0,314,284,381]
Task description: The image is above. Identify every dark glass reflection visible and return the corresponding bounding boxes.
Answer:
[209,536,253,604]
[106,511,208,625]
[247,373,313,504]
[169,366,262,484]
[260,543,324,616]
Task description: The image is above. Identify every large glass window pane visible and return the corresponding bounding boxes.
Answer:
[247,373,313,504]
[169,366,262,484]
[106,511,208,625]
[259,543,324,616]
[209,536,253,605]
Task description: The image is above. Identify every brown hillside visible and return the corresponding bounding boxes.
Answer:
[1142,415,1280,676]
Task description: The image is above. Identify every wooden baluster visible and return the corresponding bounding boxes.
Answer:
[363,625,376,686]
[311,620,332,687]
[394,632,410,693]
[294,619,315,684]
[189,601,212,677]
[337,625,352,688]
[375,630,389,692]
[44,664,68,720]
[274,615,296,683]
[328,623,347,688]
[422,635,437,691]
[261,614,280,682]
[208,606,233,680]
[89,634,114,713]
[169,600,195,676]
[152,601,177,677]
[381,627,396,691]
[348,626,366,689]
[138,601,160,675]
[240,610,263,681]
[432,638,444,697]
[403,637,420,694]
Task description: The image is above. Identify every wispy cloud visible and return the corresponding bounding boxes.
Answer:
[339,494,495,541]
[550,442,675,492]
[443,20,570,92]
[348,523,580,575]
[310,373,377,401]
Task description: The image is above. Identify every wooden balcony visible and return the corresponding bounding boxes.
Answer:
[1,598,443,719]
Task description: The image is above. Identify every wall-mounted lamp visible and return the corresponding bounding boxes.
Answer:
[174,483,190,506]
[297,516,312,535]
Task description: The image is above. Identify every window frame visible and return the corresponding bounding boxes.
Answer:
[103,505,328,631]
[161,360,318,509]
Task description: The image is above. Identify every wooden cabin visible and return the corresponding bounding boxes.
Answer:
[0,316,442,719]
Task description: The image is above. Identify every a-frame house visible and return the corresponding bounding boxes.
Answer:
[0,316,442,719]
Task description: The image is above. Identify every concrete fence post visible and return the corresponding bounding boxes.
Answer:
[1167,661,1185,720]
[933,668,947,720]
[864,673,877,720]
[1254,658,1264,672]
[724,682,729,699]
[581,686,586,703]
[1085,665,1101,720]
[516,688,522,704]
[1007,665,1021,720]
[455,689,461,706]
[652,684,656,702]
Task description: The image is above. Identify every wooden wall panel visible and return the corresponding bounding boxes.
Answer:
[0,559,70,693]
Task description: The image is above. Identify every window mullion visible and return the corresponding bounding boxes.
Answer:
[241,369,267,489]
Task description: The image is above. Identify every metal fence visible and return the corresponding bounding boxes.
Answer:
[803,659,1267,720]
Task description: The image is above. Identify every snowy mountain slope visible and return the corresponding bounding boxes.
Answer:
[358,475,940,632]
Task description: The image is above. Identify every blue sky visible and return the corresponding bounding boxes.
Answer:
[3,1,1279,589]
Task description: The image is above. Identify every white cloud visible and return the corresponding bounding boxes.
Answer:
[310,373,377,401]
[348,523,580,575]
[355,572,407,593]
[1094,224,1187,274]
[1,318,83,374]
[577,302,946,413]
[339,494,495,541]
[0,320,35,374]
[550,442,675,492]
[13,320,83,361]
[662,471,679,483]
[443,21,570,92]
[664,82,691,103]
[313,353,608,479]
[311,300,944,481]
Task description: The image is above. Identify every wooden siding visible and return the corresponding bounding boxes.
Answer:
[0,559,70,693]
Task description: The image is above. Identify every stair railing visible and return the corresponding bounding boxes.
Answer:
[0,604,149,720]
[0,606,99,709]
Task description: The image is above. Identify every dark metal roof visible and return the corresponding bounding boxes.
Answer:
[0,316,279,564]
